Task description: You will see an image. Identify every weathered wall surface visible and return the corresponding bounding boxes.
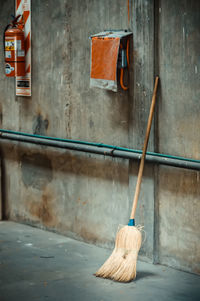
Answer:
[0,0,155,256]
[0,0,199,275]
[157,0,200,273]
[0,158,1,220]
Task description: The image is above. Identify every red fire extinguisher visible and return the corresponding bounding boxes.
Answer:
[4,15,25,77]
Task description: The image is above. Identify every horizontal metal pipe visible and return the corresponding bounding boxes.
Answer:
[1,129,199,164]
[0,131,200,171]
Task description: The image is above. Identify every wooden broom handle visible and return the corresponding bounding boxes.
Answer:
[130,76,159,220]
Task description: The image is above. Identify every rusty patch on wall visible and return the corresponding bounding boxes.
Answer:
[21,153,53,189]
[28,187,56,227]
[79,226,105,244]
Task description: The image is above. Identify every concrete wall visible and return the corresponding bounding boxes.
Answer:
[0,158,1,220]
[0,0,154,255]
[0,0,199,274]
[156,0,200,274]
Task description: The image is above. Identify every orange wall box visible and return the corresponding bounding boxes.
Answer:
[90,31,132,92]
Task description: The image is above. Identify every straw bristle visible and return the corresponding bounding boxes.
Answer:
[95,225,142,282]
[95,228,126,278]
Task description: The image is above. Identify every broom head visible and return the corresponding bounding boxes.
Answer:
[95,225,142,282]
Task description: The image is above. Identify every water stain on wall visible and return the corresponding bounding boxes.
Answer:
[32,114,49,135]
[0,103,2,127]
[21,153,53,190]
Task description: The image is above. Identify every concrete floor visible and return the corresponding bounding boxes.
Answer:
[0,222,199,301]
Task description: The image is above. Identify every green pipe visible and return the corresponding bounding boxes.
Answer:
[0,128,199,164]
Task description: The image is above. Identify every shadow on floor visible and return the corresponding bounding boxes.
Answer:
[135,271,158,281]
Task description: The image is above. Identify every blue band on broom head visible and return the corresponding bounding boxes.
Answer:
[128,219,135,226]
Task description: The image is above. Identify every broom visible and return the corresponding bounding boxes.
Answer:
[95,76,159,282]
